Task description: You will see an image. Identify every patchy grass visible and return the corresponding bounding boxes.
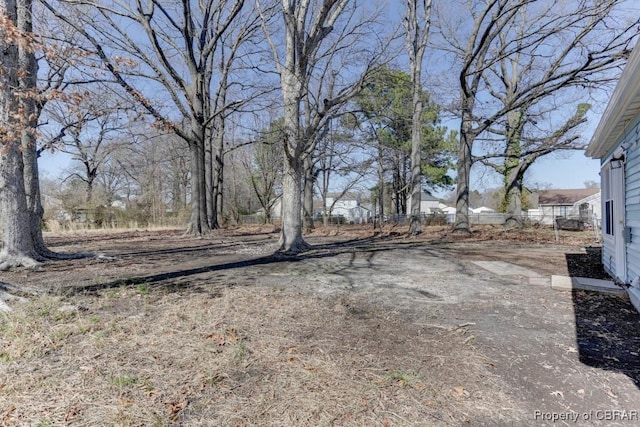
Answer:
[0,285,518,426]
[0,225,615,426]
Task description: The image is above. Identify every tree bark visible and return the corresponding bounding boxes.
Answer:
[406,0,432,236]
[206,121,224,230]
[211,140,224,228]
[277,1,307,252]
[186,139,210,236]
[303,154,314,232]
[279,158,307,252]
[502,109,524,227]
[0,0,41,269]
[408,93,423,234]
[18,0,50,256]
[278,65,308,251]
[375,144,385,231]
[454,108,473,234]
[0,143,41,270]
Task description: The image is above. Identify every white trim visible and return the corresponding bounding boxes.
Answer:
[613,163,626,282]
[587,41,640,158]
[628,286,640,314]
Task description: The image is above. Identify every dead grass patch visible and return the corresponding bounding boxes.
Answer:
[1,284,519,426]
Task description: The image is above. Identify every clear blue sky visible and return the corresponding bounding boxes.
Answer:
[37,0,608,194]
[526,152,600,189]
[39,150,72,181]
[466,150,600,194]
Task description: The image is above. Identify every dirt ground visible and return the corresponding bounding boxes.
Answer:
[1,225,639,426]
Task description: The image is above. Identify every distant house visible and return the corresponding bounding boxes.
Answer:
[470,206,495,214]
[586,40,640,311]
[257,193,371,224]
[441,206,456,215]
[324,194,371,224]
[406,191,441,215]
[256,195,283,220]
[527,189,601,226]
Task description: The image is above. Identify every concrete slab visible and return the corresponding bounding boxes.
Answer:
[528,277,551,287]
[551,275,625,295]
[471,261,542,278]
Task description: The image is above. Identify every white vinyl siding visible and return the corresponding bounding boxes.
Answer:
[623,123,640,284]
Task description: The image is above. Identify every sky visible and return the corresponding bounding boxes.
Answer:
[524,151,601,189]
[36,0,614,197]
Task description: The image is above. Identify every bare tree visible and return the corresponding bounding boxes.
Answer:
[0,0,41,269]
[244,119,284,223]
[405,0,432,235]
[205,7,265,229]
[40,0,252,236]
[315,120,373,227]
[478,102,590,224]
[435,0,639,233]
[0,0,84,268]
[44,87,131,206]
[259,0,387,253]
[111,129,192,225]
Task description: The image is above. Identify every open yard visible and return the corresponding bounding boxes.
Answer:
[1,225,639,426]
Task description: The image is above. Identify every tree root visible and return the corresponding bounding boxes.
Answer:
[0,253,42,271]
[276,236,310,255]
[0,282,41,312]
[41,250,94,261]
[183,222,212,238]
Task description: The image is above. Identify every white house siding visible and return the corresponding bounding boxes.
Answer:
[581,192,602,221]
[406,194,440,215]
[623,120,640,285]
[587,40,640,311]
[597,114,640,284]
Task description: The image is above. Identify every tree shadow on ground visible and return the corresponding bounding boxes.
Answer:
[62,235,426,295]
[567,247,640,389]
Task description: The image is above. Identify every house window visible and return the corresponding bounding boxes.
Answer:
[605,200,613,236]
[602,163,613,237]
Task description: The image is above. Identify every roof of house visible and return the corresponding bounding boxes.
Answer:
[587,41,640,158]
[422,191,439,202]
[538,188,600,205]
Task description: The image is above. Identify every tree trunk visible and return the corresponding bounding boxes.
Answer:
[278,59,307,252]
[454,109,473,234]
[210,142,223,229]
[0,142,41,270]
[303,154,314,232]
[406,0,432,236]
[503,166,523,228]
[502,156,524,228]
[186,140,210,236]
[278,72,307,252]
[206,124,224,230]
[408,85,422,234]
[503,162,531,227]
[502,109,524,227]
[18,0,52,257]
[216,153,224,226]
[0,0,41,269]
[279,158,307,252]
[322,193,329,227]
[205,128,214,227]
[85,173,94,205]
